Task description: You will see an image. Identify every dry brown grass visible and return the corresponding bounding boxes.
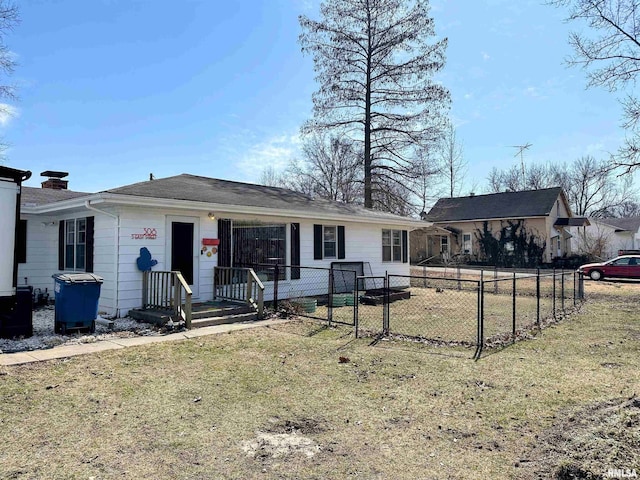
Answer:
[0,281,638,479]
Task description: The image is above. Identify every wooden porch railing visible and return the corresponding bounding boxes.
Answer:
[214,266,264,319]
[142,270,192,328]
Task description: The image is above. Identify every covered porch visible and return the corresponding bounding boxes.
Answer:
[411,225,461,265]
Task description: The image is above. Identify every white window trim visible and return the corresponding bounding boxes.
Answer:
[323,225,337,259]
[462,233,473,255]
[64,217,87,272]
[382,228,403,263]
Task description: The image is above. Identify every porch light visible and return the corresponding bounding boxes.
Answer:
[208,212,215,220]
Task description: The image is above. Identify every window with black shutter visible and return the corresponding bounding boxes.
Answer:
[58,217,94,271]
[314,224,345,260]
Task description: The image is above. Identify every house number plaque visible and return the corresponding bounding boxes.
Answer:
[131,227,157,240]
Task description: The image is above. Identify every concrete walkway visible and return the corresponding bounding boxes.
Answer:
[0,318,287,366]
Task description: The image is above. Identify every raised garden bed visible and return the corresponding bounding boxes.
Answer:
[359,288,411,306]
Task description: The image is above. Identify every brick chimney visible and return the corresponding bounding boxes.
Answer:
[40,171,69,190]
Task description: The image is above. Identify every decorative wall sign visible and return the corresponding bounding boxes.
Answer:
[202,238,219,246]
[131,228,157,240]
[136,247,158,271]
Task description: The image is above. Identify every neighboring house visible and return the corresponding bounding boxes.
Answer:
[570,216,640,260]
[18,172,424,317]
[412,187,589,265]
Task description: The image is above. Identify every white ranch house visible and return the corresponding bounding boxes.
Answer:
[18,173,425,317]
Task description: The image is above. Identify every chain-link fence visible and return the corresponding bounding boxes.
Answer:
[356,268,583,359]
[382,274,480,345]
[238,264,359,325]
[230,264,583,358]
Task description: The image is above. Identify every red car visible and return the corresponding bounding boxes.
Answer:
[578,255,640,281]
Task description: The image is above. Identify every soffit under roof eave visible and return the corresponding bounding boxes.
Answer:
[37,193,425,228]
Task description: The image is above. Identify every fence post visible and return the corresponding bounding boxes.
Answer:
[494,266,498,294]
[383,273,389,335]
[354,275,360,338]
[273,264,279,312]
[457,265,461,291]
[552,268,556,319]
[573,271,577,306]
[536,268,540,327]
[512,271,516,341]
[328,268,333,327]
[578,272,584,300]
[474,272,485,360]
[561,269,565,312]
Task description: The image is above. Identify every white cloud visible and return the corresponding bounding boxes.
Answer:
[481,51,490,61]
[0,103,17,127]
[236,132,302,181]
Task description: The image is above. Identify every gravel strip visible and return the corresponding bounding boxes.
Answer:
[0,306,162,354]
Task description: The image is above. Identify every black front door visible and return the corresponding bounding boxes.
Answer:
[171,222,194,285]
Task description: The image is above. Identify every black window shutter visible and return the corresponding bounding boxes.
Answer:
[337,225,345,259]
[85,216,95,273]
[402,230,408,263]
[58,220,65,270]
[16,220,27,264]
[313,224,323,260]
[291,223,300,279]
[217,219,232,267]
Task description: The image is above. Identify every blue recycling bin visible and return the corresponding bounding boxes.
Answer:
[52,273,103,334]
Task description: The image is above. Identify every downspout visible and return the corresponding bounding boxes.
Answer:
[85,200,121,317]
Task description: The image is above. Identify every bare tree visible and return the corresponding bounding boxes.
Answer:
[414,147,441,215]
[0,1,18,159]
[438,125,466,197]
[549,0,640,174]
[259,166,286,188]
[299,0,450,211]
[574,222,614,258]
[289,134,363,203]
[485,156,639,216]
[486,164,526,193]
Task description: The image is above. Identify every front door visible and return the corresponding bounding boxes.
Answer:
[167,216,199,297]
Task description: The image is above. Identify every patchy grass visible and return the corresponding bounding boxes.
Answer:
[0,282,638,479]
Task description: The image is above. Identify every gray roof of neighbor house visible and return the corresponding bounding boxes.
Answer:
[425,187,565,222]
[596,216,640,232]
[104,174,413,222]
[21,186,90,207]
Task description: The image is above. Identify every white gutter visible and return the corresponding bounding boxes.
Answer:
[84,200,121,318]
[36,193,427,228]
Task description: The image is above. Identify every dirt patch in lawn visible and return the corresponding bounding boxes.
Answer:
[241,417,325,462]
[518,396,640,479]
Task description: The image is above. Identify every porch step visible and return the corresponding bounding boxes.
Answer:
[128,303,257,327]
[191,311,258,328]
[192,303,253,319]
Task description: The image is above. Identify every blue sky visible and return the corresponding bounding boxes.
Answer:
[2,0,627,196]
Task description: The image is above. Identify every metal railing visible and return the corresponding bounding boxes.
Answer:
[142,270,192,328]
[213,266,265,319]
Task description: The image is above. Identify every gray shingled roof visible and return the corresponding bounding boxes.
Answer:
[596,216,640,232]
[21,186,90,207]
[425,187,564,222]
[105,174,410,221]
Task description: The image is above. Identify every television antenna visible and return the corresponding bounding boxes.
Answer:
[510,143,532,186]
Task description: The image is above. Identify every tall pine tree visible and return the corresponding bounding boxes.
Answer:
[300,0,450,211]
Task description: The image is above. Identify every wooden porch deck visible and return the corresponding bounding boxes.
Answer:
[129,300,258,328]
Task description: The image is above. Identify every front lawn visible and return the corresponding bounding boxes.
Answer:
[0,282,638,479]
